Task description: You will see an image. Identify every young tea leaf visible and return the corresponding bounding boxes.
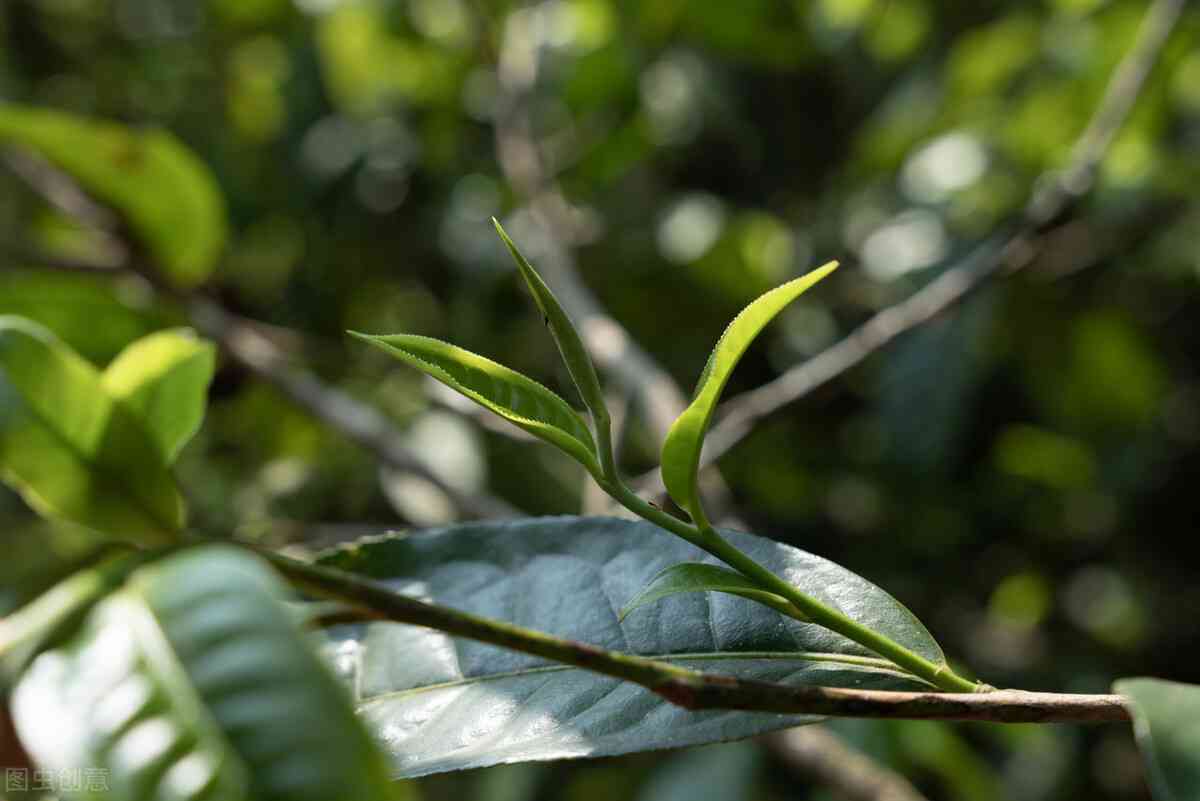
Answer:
[102,328,216,463]
[0,105,227,288]
[11,546,406,801]
[493,219,611,434]
[1115,677,1200,801]
[660,263,838,524]
[0,316,185,545]
[351,332,601,475]
[619,562,807,622]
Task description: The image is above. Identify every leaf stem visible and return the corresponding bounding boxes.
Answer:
[593,408,620,485]
[605,483,980,693]
[255,546,1125,723]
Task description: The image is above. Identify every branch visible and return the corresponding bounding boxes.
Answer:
[266,548,1131,725]
[640,0,1185,489]
[765,727,932,801]
[0,245,518,521]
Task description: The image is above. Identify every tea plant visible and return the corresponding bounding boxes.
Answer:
[0,101,1197,801]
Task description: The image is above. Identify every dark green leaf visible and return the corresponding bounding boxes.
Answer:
[0,105,227,288]
[0,316,185,545]
[351,332,600,475]
[619,562,806,622]
[316,516,943,775]
[493,219,610,433]
[1114,677,1200,801]
[101,328,216,463]
[11,546,407,801]
[661,263,838,524]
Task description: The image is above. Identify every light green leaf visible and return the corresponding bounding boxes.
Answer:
[493,219,611,432]
[661,263,838,524]
[12,546,407,801]
[351,331,601,475]
[0,316,185,545]
[316,516,944,775]
[619,562,807,622]
[0,105,227,288]
[1115,677,1200,801]
[102,328,216,463]
[0,270,172,364]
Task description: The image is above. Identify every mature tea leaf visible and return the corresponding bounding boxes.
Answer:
[317,516,944,776]
[619,562,805,622]
[11,546,406,801]
[494,219,610,431]
[102,328,216,463]
[0,316,185,545]
[0,105,227,288]
[660,263,837,524]
[351,332,600,475]
[1115,677,1200,801]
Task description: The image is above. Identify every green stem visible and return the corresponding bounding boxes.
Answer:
[243,546,1131,724]
[607,483,980,694]
[593,407,619,485]
[258,548,701,690]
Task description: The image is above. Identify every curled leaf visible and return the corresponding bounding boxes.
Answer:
[660,263,838,523]
[352,332,600,475]
[493,219,610,433]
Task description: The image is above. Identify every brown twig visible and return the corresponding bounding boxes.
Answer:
[631,0,1186,493]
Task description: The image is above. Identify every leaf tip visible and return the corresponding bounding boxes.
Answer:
[492,216,510,242]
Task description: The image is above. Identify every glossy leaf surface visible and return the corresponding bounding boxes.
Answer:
[0,316,184,544]
[351,332,600,474]
[660,263,838,522]
[317,516,943,775]
[11,546,404,801]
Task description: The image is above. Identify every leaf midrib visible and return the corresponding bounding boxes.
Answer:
[356,650,924,706]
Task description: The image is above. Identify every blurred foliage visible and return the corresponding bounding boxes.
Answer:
[2,0,1199,798]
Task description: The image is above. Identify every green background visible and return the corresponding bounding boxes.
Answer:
[3,0,1198,798]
